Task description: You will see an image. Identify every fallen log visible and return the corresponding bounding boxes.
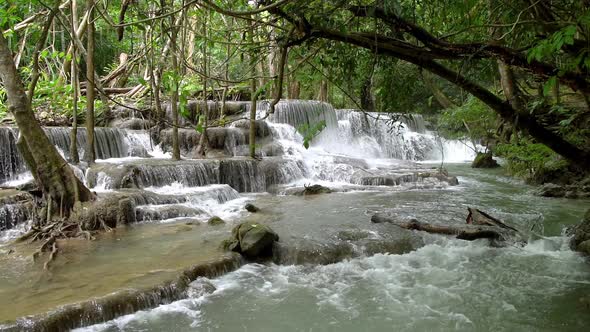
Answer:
[371,212,524,246]
[466,207,519,232]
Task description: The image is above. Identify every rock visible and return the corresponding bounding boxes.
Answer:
[110,118,152,130]
[536,183,566,197]
[577,240,590,255]
[224,221,279,259]
[188,278,217,298]
[420,170,460,186]
[472,152,499,168]
[293,184,333,196]
[117,198,136,225]
[571,209,590,254]
[207,216,225,226]
[337,230,371,241]
[232,119,271,138]
[15,180,38,193]
[245,203,260,213]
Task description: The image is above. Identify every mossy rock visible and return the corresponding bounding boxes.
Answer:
[207,216,225,226]
[571,209,590,254]
[244,203,260,213]
[224,221,279,259]
[472,152,499,168]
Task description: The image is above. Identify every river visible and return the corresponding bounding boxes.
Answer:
[0,101,589,331]
[76,164,590,332]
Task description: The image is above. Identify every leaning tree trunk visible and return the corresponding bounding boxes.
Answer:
[0,30,94,214]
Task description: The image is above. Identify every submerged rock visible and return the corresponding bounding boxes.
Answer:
[536,183,590,198]
[224,221,279,259]
[571,209,590,255]
[293,184,333,196]
[207,216,225,226]
[472,152,499,168]
[245,203,260,213]
[187,278,217,298]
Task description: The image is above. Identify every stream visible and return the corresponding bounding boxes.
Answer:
[74,164,590,332]
[0,100,589,331]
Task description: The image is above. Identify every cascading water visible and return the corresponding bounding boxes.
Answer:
[0,127,153,184]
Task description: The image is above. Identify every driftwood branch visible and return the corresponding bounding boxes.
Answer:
[372,214,506,240]
[372,207,523,246]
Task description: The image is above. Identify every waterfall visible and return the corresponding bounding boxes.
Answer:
[0,127,153,184]
[0,203,31,231]
[0,127,26,184]
[257,100,339,130]
[135,161,220,189]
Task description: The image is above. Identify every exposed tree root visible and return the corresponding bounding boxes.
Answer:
[16,196,136,270]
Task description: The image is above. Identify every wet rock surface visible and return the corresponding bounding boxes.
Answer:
[292,184,333,196]
[472,152,499,168]
[571,209,590,255]
[225,222,279,259]
[244,203,260,213]
[536,183,590,198]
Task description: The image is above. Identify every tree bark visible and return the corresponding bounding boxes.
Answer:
[195,9,209,157]
[289,80,300,99]
[249,19,257,158]
[0,29,94,214]
[421,70,456,109]
[371,214,516,243]
[170,16,181,161]
[318,80,328,102]
[70,0,80,164]
[84,0,96,163]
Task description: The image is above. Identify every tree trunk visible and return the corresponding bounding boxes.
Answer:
[371,213,520,244]
[318,80,328,102]
[195,11,209,157]
[0,29,94,214]
[249,19,257,158]
[170,28,181,160]
[421,70,456,109]
[84,0,96,163]
[289,80,300,99]
[360,77,374,111]
[70,0,80,164]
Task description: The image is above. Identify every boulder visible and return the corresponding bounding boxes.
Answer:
[224,221,279,259]
[472,152,499,168]
[536,183,566,198]
[245,203,260,213]
[187,278,217,298]
[571,209,590,255]
[207,216,225,226]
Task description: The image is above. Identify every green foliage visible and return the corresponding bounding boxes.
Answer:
[495,141,566,181]
[0,88,7,118]
[195,115,205,133]
[297,120,326,149]
[438,97,497,143]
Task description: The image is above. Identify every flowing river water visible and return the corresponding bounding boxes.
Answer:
[73,164,590,332]
[0,101,589,331]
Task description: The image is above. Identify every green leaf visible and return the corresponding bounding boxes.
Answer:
[543,77,557,97]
